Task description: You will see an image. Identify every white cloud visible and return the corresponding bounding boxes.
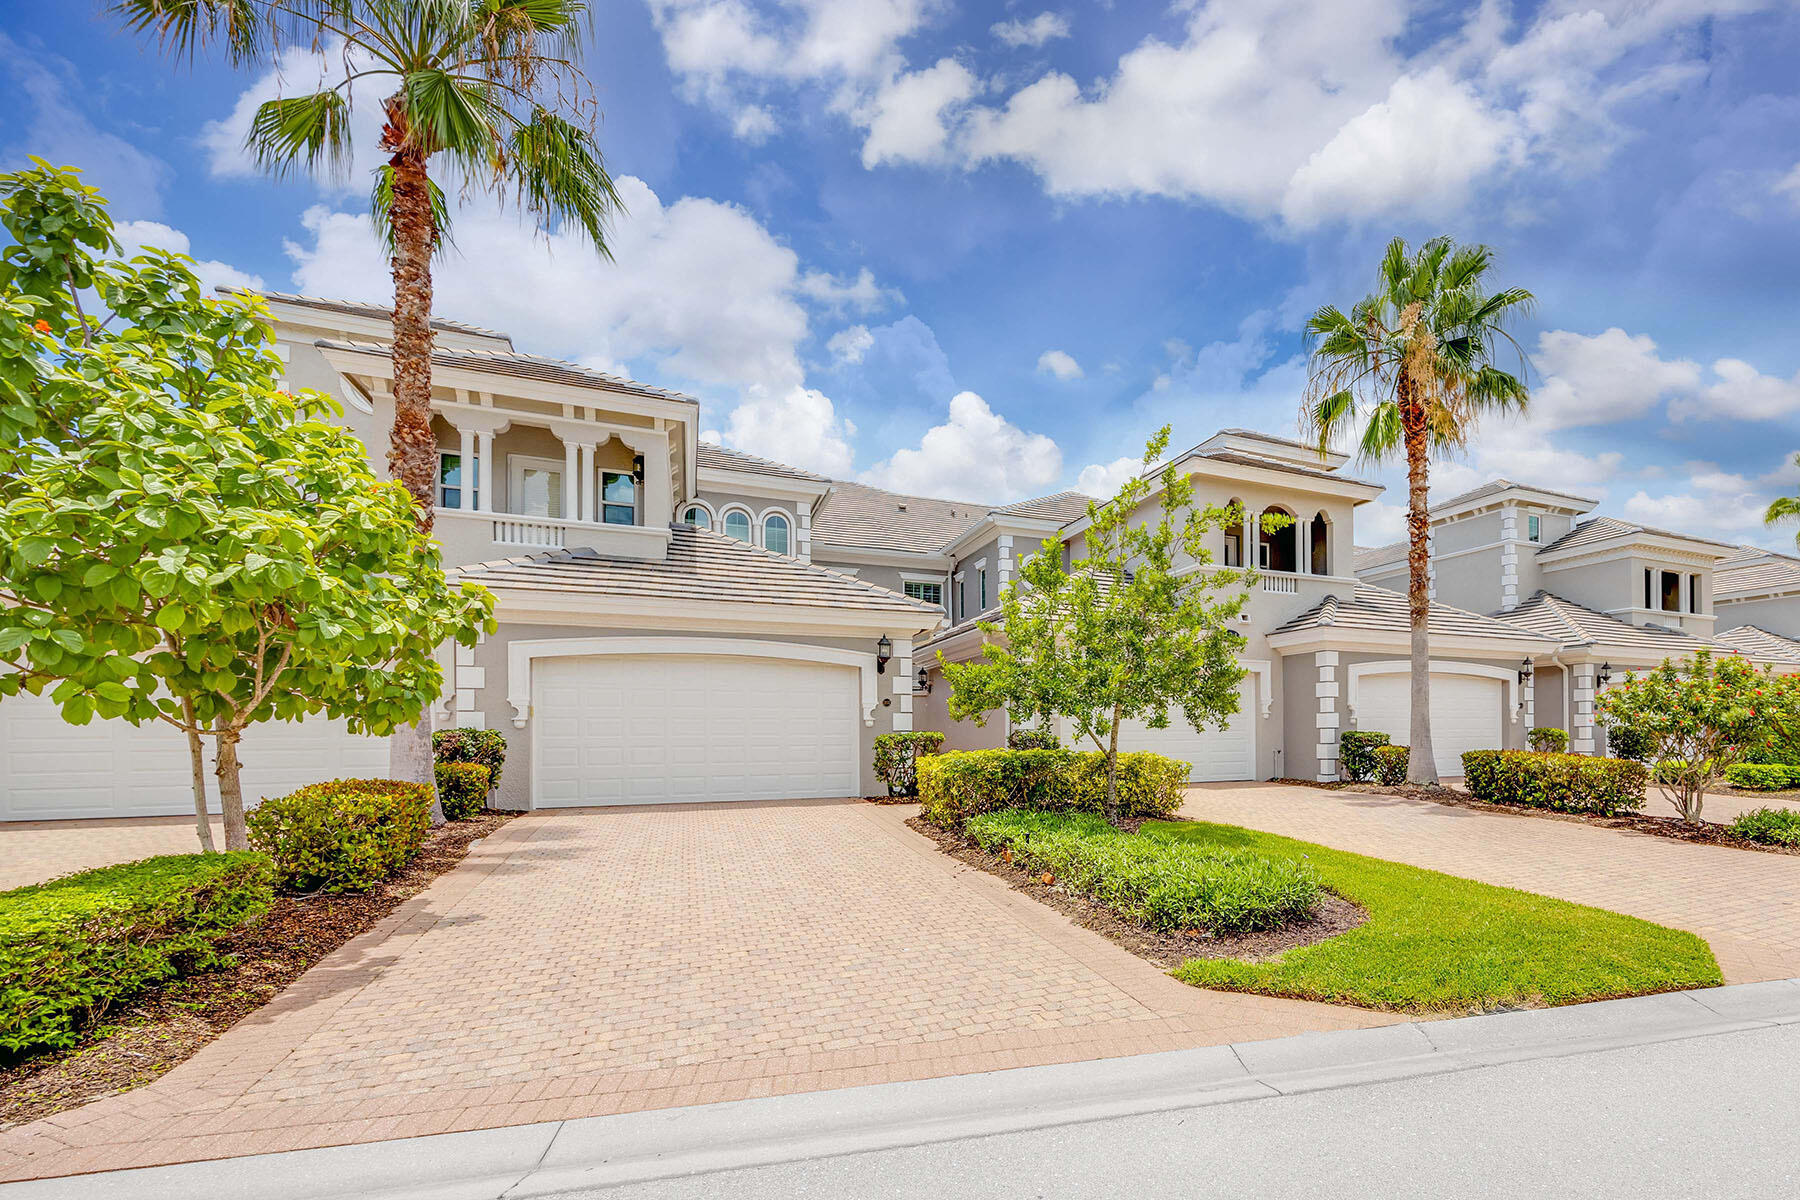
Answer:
[992,13,1071,49]
[796,266,900,312]
[115,221,265,294]
[1621,487,1771,543]
[1076,456,1138,498]
[199,43,387,192]
[1776,163,1800,206]
[722,384,856,477]
[858,58,978,168]
[1530,327,1701,430]
[732,104,779,142]
[827,324,875,364]
[1354,500,1408,546]
[1036,349,1083,380]
[1685,359,1800,423]
[862,391,1062,501]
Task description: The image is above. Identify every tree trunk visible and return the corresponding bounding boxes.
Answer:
[214,722,250,852]
[380,99,445,821]
[182,697,216,853]
[1398,374,1439,785]
[1104,703,1122,826]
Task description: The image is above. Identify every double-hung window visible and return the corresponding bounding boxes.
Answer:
[438,451,478,509]
[601,471,637,525]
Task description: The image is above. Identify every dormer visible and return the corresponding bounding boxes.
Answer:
[1535,516,1736,634]
[690,444,833,562]
[1197,428,1348,472]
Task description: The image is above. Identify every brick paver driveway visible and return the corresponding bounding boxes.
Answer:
[0,799,1384,1183]
[1,816,223,891]
[1185,783,1800,985]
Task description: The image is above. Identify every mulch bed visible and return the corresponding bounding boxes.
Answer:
[0,811,516,1131]
[907,815,1366,969]
[1279,777,1800,857]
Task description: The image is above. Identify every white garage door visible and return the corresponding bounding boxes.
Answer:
[1354,672,1502,777]
[1111,678,1257,782]
[0,691,390,821]
[533,654,861,806]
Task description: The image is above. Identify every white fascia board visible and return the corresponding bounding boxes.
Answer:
[696,465,833,503]
[810,542,954,570]
[264,303,513,352]
[1431,487,1597,523]
[1266,627,1558,656]
[1716,583,1800,602]
[1537,537,1734,569]
[491,591,942,638]
[940,513,1071,559]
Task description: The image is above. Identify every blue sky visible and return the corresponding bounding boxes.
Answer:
[5,0,1799,548]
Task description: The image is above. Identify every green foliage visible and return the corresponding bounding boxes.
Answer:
[1461,750,1648,816]
[432,728,507,790]
[1767,453,1800,550]
[965,810,1321,935]
[871,731,946,798]
[1605,725,1653,762]
[433,762,490,819]
[1724,763,1798,792]
[1526,727,1569,753]
[918,749,1188,828]
[1163,820,1721,1010]
[1,853,273,1053]
[1727,807,1800,846]
[1596,651,1790,822]
[1338,730,1391,782]
[1006,727,1061,750]
[942,427,1260,822]
[246,780,431,893]
[1372,745,1410,786]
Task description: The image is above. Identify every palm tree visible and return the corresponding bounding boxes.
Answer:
[1766,455,1800,548]
[118,0,622,807]
[1302,237,1534,784]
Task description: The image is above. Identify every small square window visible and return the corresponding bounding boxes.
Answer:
[904,580,943,607]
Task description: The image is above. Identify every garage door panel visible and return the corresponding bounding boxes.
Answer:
[1110,679,1257,782]
[1354,672,1502,777]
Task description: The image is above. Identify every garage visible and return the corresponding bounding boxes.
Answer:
[1353,670,1504,777]
[1112,677,1257,782]
[0,691,390,821]
[532,653,862,805]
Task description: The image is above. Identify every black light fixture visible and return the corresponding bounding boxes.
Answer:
[1518,657,1534,686]
[915,666,932,695]
[876,634,893,674]
[1596,662,1612,688]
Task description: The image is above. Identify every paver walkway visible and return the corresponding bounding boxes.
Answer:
[1184,783,1800,985]
[1,816,223,891]
[0,800,1384,1183]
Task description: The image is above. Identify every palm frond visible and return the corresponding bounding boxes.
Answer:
[1358,401,1404,463]
[246,90,352,181]
[506,107,622,250]
[400,69,507,159]
[111,0,266,65]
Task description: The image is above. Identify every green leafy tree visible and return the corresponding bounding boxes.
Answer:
[0,162,495,850]
[1302,236,1534,784]
[1765,453,1800,548]
[942,428,1267,824]
[1595,651,1793,823]
[116,0,622,794]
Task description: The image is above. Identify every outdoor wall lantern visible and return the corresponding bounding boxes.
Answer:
[876,634,893,674]
[915,666,932,695]
[1518,658,1534,686]
[1596,662,1613,688]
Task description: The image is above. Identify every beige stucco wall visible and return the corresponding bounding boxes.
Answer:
[1716,594,1800,640]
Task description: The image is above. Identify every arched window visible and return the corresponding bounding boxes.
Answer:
[683,504,711,530]
[1310,512,1329,575]
[763,512,791,556]
[1260,506,1297,573]
[723,508,752,542]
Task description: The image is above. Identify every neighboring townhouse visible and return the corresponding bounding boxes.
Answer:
[1355,480,1800,756]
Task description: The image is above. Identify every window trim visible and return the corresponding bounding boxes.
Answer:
[720,506,754,543]
[600,469,637,526]
[437,448,478,510]
[761,509,792,556]
[681,499,714,530]
[507,454,566,519]
[1527,514,1541,543]
[903,579,944,607]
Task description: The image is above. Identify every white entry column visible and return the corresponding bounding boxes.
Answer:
[1570,663,1597,754]
[1315,650,1341,782]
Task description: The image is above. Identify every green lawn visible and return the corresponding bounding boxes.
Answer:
[1150,820,1722,1012]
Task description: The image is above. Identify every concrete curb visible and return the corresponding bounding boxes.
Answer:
[8,979,1799,1200]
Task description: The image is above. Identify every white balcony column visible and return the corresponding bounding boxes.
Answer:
[1295,515,1309,576]
[1245,508,1262,569]
[561,440,579,521]
[476,431,495,513]
[457,426,476,511]
[576,442,597,524]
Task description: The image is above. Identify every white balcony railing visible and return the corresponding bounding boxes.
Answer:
[1260,574,1299,594]
[434,507,672,563]
[492,516,569,547]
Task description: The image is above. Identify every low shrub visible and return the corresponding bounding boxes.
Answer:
[1339,730,1391,782]
[1606,725,1652,763]
[1006,727,1061,750]
[1,853,274,1053]
[872,731,946,798]
[1727,807,1800,847]
[246,779,432,893]
[1371,745,1410,786]
[1724,763,1798,792]
[434,762,491,819]
[432,729,507,791]
[1527,727,1570,753]
[965,809,1321,934]
[1461,749,1647,816]
[918,749,1188,828]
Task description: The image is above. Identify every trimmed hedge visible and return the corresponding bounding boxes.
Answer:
[1724,763,1798,792]
[1006,727,1061,750]
[872,731,946,798]
[247,779,432,893]
[434,762,491,819]
[433,728,507,791]
[1527,727,1570,753]
[1607,725,1652,763]
[1339,730,1390,782]
[1372,745,1410,786]
[919,749,1189,828]
[1461,750,1647,816]
[966,809,1321,934]
[1728,807,1800,846]
[1,853,274,1053]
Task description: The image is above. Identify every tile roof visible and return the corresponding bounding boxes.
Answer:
[1190,448,1377,487]
[1501,591,1735,658]
[226,287,513,342]
[453,524,940,616]
[1431,477,1598,512]
[315,339,697,405]
[1271,585,1553,644]
[1713,625,1800,664]
[1213,428,1333,456]
[1715,549,1800,598]
[810,481,992,556]
[1536,515,1736,557]
[1354,542,1407,571]
[992,490,1094,522]
[697,442,831,482]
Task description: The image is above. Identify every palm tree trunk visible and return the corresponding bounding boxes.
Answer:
[381,102,445,824]
[1399,374,1438,785]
